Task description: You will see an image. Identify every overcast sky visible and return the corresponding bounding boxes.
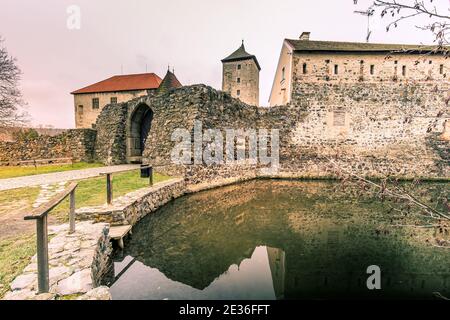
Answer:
[0,0,443,128]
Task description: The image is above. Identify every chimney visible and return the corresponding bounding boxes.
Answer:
[299,32,310,41]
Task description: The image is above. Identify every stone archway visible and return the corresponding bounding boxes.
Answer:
[127,103,154,163]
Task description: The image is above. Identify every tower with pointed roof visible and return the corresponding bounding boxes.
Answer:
[221,41,260,106]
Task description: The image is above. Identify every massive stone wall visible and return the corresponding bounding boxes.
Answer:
[0,129,97,164]
[94,102,129,165]
[94,83,449,185]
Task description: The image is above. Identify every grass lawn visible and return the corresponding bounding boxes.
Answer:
[0,187,40,217]
[52,170,171,220]
[0,162,105,179]
[0,170,171,298]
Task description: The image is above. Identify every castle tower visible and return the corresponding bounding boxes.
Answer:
[221,41,260,106]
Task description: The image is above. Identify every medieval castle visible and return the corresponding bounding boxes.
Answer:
[1,32,448,185]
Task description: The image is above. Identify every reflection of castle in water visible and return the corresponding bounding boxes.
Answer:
[110,246,286,300]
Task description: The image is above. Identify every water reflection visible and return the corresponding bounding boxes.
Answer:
[111,246,285,300]
[109,180,450,300]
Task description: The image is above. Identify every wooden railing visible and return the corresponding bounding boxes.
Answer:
[99,165,153,205]
[24,182,78,293]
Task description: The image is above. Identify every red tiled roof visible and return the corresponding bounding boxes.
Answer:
[71,73,162,94]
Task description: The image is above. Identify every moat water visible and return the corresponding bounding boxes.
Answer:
[109,180,450,300]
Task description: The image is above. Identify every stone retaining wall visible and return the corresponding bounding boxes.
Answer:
[0,129,97,164]
[76,178,186,226]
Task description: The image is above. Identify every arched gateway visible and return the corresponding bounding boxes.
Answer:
[127,103,153,163]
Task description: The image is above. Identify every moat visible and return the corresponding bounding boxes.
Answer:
[109,180,450,300]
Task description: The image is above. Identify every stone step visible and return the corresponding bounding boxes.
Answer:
[109,225,132,249]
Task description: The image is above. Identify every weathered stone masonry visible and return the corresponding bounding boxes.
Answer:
[93,83,449,186]
[0,129,97,164]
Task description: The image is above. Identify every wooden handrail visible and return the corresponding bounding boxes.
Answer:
[24,182,78,220]
[99,165,153,205]
[98,165,151,176]
[23,181,78,294]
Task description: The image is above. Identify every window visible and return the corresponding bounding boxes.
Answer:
[333,110,346,127]
[281,67,285,81]
[429,60,432,64]
[92,98,99,109]
[302,63,307,74]
[237,64,241,70]
[111,97,117,104]
[237,90,240,96]
[237,78,241,84]
[394,60,398,65]
[334,64,339,75]
[402,65,406,76]
[77,105,83,114]
[440,64,444,74]
[370,65,375,75]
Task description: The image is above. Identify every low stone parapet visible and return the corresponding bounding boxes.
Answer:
[76,178,186,226]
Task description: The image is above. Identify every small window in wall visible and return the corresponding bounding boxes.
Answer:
[92,98,99,109]
[394,60,398,64]
[237,64,241,70]
[334,65,339,75]
[78,105,84,114]
[333,110,346,127]
[237,90,241,96]
[440,64,444,74]
[281,67,286,81]
[237,77,241,84]
[111,97,117,104]
[302,63,307,74]
[402,65,406,76]
[370,65,375,75]
[429,60,432,64]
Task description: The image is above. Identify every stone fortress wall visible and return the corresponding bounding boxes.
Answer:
[0,129,97,164]
[92,82,448,186]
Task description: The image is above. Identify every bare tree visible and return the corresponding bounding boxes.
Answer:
[0,37,27,128]
[354,0,450,46]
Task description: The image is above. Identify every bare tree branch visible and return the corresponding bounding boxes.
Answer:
[0,36,28,128]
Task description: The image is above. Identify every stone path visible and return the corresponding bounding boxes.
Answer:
[0,164,140,191]
[3,221,112,300]
[32,182,67,208]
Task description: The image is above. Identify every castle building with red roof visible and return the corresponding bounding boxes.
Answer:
[71,70,181,128]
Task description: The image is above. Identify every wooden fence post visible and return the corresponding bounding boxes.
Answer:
[69,188,76,233]
[106,173,113,205]
[36,215,49,293]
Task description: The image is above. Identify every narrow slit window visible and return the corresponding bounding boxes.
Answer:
[334,65,339,75]
[302,63,307,74]
[402,65,406,76]
[370,65,375,75]
[237,90,240,96]
[281,67,285,81]
[440,64,444,74]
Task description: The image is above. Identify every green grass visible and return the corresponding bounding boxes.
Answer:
[0,162,105,179]
[0,187,40,216]
[52,171,172,221]
[0,234,36,298]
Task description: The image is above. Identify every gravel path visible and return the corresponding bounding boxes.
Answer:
[0,164,140,191]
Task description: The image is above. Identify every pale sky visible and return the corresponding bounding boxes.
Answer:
[0,0,442,128]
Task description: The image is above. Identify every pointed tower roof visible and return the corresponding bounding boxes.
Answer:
[157,69,182,95]
[221,41,261,70]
